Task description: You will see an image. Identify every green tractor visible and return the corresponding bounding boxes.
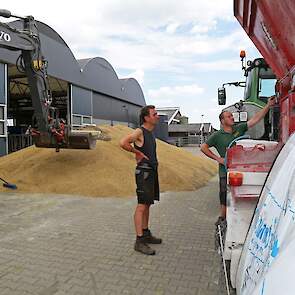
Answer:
[218,52,279,140]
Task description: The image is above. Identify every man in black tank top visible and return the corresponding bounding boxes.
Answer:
[120,105,162,255]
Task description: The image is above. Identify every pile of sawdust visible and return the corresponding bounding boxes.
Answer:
[0,125,217,197]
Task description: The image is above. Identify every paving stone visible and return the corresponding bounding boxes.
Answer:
[0,175,228,294]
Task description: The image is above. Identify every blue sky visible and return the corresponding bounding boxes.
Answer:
[8,0,261,128]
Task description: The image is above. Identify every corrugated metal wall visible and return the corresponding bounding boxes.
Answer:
[71,85,141,127]
[72,86,92,116]
[92,92,140,126]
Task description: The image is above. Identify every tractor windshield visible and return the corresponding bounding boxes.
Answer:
[258,67,276,102]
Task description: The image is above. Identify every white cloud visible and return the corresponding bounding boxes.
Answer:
[147,84,208,124]
[166,23,180,34]
[3,0,244,73]
[194,59,241,71]
[191,105,224,127]
[148,84,204,102]
[174,30,252,55]
[2,0,258,127]
[190,20,217,34]
[124,69,145,85]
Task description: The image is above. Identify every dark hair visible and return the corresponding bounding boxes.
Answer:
[139,105,155,124]
[219,111,226,122]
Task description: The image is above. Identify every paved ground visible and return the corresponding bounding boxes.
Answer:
[182,145,218,159]
[0,177,225,295]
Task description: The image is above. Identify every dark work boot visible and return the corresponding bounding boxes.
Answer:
[134,238,156,255]
[215,216,226,227]
[215,216,227,251]
[142,229,162,244]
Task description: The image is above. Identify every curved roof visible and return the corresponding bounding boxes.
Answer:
[120,78,145,102]
[0,19,146,107]
[78,57,118,77]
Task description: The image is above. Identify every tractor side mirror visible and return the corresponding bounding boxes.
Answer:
[218,87,226,105]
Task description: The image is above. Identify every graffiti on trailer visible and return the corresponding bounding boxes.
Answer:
[241,185,295,293]
[242,187,295,291]
[241,215,279,292]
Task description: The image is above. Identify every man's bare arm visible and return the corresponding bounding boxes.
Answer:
[120,128,142,152]
[247,96,276,128]
[120,128,149,162]
[201,143,224,165]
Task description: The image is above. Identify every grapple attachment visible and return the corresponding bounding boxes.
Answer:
[33,128,100,150]
[67,130,99,149]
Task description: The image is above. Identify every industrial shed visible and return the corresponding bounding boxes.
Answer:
[169,123,216,146]
[0,20,146,155]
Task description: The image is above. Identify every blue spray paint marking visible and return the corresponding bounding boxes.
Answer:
[271,239,279,257]
[248,249,265,264]
[265,187,284,210]
[265,186,295,217]
[254,217,278,250]
[243,183,295,293]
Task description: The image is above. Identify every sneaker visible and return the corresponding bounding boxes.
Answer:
[142,230,162,244]
[134,239,156,255]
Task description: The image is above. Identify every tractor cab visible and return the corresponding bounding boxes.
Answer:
[218,53,279,141]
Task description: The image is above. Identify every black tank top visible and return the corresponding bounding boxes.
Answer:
[134,126,158,168]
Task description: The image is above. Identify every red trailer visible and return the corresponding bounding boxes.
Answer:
[218,2,295,294]
[234,0,295,143]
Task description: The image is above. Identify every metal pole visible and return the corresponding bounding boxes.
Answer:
[218,224,231,295]
[126,108,129,127]
[201,114,204,145]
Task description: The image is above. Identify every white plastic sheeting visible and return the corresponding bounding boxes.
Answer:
[236,133,295,295]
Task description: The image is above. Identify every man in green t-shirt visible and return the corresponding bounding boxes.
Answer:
[201,96,275,221]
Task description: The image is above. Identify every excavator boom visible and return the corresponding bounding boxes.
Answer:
[0,10,98,151]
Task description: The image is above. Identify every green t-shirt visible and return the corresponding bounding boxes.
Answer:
[206,122,248,177]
